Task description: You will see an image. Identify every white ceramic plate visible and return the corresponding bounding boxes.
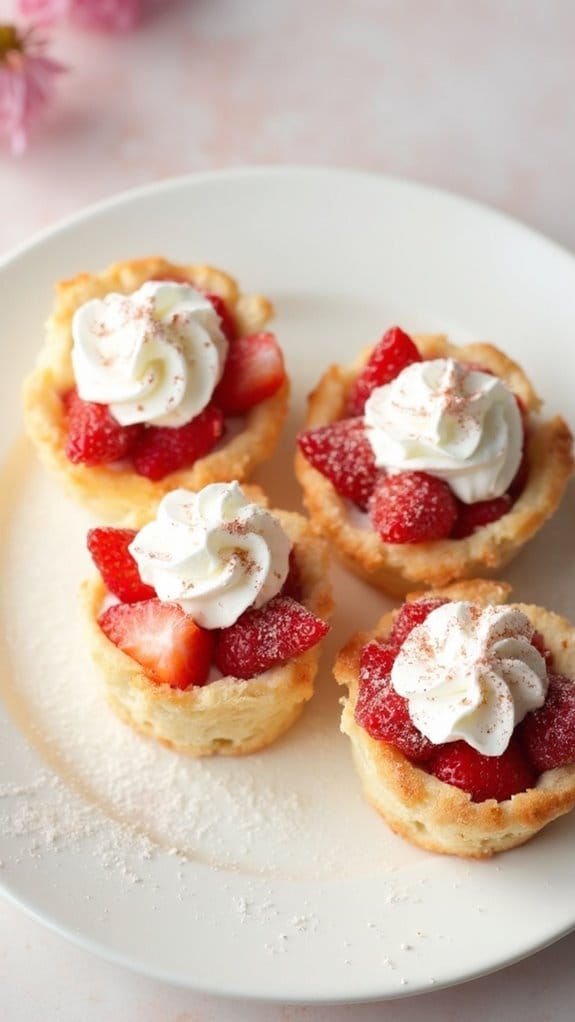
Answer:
[1,167,575,1004]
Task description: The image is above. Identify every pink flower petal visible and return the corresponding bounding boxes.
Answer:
[18,0,71,24]
[70,0,143,32]
[0,35,66,154]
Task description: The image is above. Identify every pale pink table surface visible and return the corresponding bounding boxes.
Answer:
[1,1,575,1018]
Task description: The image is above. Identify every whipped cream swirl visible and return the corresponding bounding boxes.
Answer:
[391,601,548,756]
[129,483,291,629]
[364,358,523,503]
[71,280,228,427]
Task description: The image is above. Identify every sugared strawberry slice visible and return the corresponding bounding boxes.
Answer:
[429,737,536,802]
[99,599,214,689]
[213,332,285,416]
[347,327,421,416]
[297,418,379,510]
[206,293,237,343]
[87,527,156,604]
[65,389,141,466]
[518,673,575,772]
[281,548,303,601]
[369,471,458,543]
[388,597,449,649]
[131,403,224,481]
[451,494,512,539]
[214,595,329,680]
[354,639,435,763]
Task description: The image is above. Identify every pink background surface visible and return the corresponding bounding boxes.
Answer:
[1,1,574,1018]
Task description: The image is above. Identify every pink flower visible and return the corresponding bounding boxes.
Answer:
[19,0,144,32]
[0,24,66,154]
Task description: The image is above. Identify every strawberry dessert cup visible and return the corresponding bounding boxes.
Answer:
[296,327,573,595]
[82,482,332,756]
[23,257,289,518]
[335,579,575,857]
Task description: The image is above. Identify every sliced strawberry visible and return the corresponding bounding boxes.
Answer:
[388,597,449,649]
[354,639,435,763]
[131,403,224,481]
[213,332,285,416]
[518,673,575,772]
[451,494,512,539]
[87,527,156,604]
[369,471,458,543]
[354,639,397,729]
[206,293,237,343]
[281,548,303,601]
[429,737,536,802]
[297,418,379,510]
[347,327,421,416]
[214,595,329,680]
[65,389,141,466]
[99,599,214,689]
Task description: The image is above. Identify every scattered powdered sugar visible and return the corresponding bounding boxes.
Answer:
[0,768,155,880]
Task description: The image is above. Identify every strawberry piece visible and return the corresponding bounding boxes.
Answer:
[347,327,421,416]
[354,639,435,763]
[87,527,156,604]
[213,332,285,416]
[65,389,141,466]
[451,494,512,539]
[99,599,214,689]
[214,595,329,680]
[429,737,536,802]
[131,403,224,481]
[354,639,397,727]
[297,418,379,510]
[518,673,575,772]
[206,293,237,343]
[281,548,303,601]
[388,597,449,649]
[369,471,458,543]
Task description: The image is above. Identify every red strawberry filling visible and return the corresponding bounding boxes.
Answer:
[518,673,575,771]
[63,290,286,479]
[354,640,434,763]
[369,471,458,543]
[100,600,215,690]
[298,327,527,542]
[214,596,329,680]
[297,418,379,511]
[130,404,224,482]
[213,332,286,417]
[65,389,142,466]
[90,530,328,689]
[354,597,575,802]
[346,326,421,417]
[87,527,156,604]
[428,738,536,804]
